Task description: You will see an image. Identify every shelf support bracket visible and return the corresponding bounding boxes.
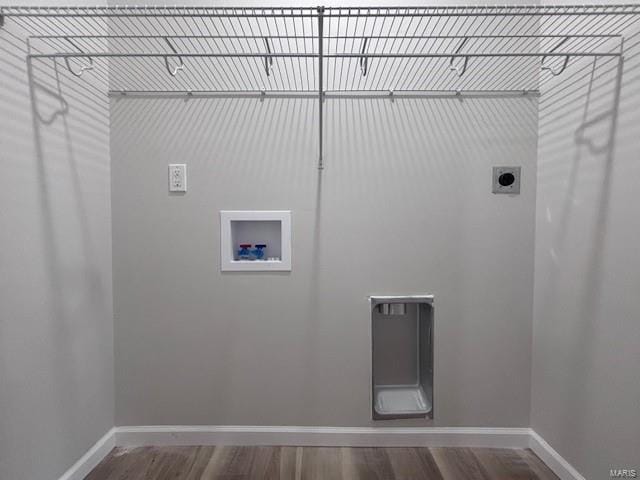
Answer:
[164,37,185,77]
[449,37,469,77]
[63,37,94,77]
[0,14,5,29]
[541,36,570,76]
[263,37,274,76]
[317,5,324,170]
[360,37,369,76]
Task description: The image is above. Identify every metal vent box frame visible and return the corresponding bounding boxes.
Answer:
[370,295,434,420]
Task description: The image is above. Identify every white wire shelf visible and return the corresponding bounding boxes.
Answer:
[2,5,638,95]
[1,4,638,167]
[20,33,621,95]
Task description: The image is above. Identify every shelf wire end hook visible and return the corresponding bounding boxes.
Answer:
[360,37,369,76]
[164,37,185,77]
[449,37,469,77]
[64,37,94,77]
[263,37,274,77]
[541,36,571,76]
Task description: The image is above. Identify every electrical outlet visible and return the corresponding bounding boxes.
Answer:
[492,166,521,194]
[168,164,187,192]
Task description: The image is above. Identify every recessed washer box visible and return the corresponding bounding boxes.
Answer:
[220,211,291,272]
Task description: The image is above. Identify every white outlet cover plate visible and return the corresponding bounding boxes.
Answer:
[169,164,187,192]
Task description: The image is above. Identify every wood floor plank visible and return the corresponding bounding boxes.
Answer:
[344,447,395,479]
[84,445,558,480]
[174,446,217,480]
[83,448,119,480]
[385,447,444,480]
[431,447,491,480]
[142,446,199,479]
[518,449,560,480]
[200,446,283,480]
[473,448,539,480]
[247,446,283,479]
[299,447,344,480]
[277,446,300,480]
[84,447,160,480]
[83,448,120,480]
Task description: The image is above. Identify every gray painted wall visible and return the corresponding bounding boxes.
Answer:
[531,3,640,478]
[111,93,538,427]
[106,0,538,432]
[107,0,539,431]
[0,5,114,480]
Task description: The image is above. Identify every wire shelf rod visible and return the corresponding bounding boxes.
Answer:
[373,8,418,91]
[219,10,264,91]
[2,4,639,10]
[535,14,633,91]
[1,11,319,19]
[97,33,596,41]
[240,9,277,90]
[327,52,621,58]
[449,9,538,92]
[322,6,640,18]
[3,5,640,17]
[183,9,231,92]
[390,11,446,92]
[22,16,117,95]
[407,7,478,92]
[106,89,540,99]
[27,51,622,62]
[495,5,634,91]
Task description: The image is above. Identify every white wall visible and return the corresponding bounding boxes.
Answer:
[531,3,640,479]
[0,5,114,480]
[105,0,538,430]
[111,96,538,427]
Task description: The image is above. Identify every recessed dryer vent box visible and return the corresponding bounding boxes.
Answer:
[492,166,521,194]
[370,295,434,420]
[220,211,291,272]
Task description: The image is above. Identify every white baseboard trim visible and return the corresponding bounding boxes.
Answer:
[529,430,585,480]
[114,425,531,449]
[58,425,584,480]
[58,428,116,480]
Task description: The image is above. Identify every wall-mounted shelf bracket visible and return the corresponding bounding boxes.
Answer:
[263,37,274,76]
[63,36,94,77]
[163,37,185,77]
[541,36,570,76]
[450,37,469,77]
[360,37,369,76]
